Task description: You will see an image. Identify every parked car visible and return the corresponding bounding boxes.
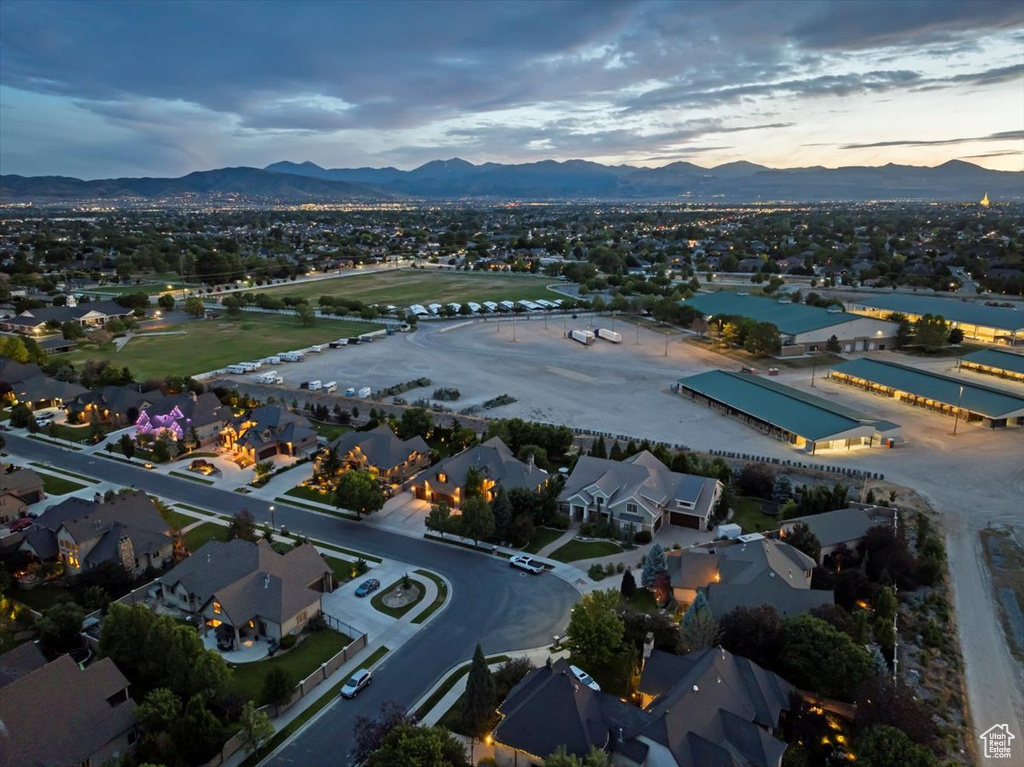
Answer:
[35,417,52,428]
[8,517,33,533]
[340,668,372,699]
[509,554,544,574]
[570,664,601,691]
[354,578,380,597]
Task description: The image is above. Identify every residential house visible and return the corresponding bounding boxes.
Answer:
[20,491,173,577]
[559,452,723,533]
[135,391,232,445]
[66,384,153,428]
[156,538,332,650]
[491,650,793,767]
[410,437,547,507]
[779,505,895,565]
[0,642,47,689]
[0,655,138,767]
[324,424,430,483]
[221,404,319,460]
[0,298,134,334]
[667,536,834,618]
[0,465,45,524]
[0,358,87,410]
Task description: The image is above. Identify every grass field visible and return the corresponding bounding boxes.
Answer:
[230,629,351,703]
[730,496,778,533]
[183,522,231,553]
[36,472,87,496]
[255,269,561,305]
[523,526,565,554]
[549,539,623,563]
[56,314,380,379]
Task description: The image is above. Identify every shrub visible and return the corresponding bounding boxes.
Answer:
[604,562,616,576]
[587,564,606,580]
[279,635,297,650]
[550,514,570,531]
[616,562,625,573]
[635,530,652,545]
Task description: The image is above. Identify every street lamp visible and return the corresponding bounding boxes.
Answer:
[269,504,275,530]
[951,385,965,435]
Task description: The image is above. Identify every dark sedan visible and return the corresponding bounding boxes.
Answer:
[354,578,380,597]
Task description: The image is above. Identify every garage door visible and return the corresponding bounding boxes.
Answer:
[670,512,701,529]
[258,445,277,461]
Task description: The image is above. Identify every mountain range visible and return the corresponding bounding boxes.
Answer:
[2,158,1020,204]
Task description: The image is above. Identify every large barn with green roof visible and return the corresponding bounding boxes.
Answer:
[848,294,1024,345]
[682,292,898,356]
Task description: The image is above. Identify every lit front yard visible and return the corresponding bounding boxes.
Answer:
[229,628,352,703]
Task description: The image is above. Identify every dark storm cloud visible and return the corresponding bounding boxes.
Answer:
[841,130,1024,149]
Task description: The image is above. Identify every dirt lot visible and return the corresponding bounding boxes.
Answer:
[219,317,1024,745]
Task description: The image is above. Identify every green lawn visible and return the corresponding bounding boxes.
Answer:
[14,585,75,613]
[412,569,448,624]
[28,463,98,483]
[230,629,351,703]
[549,539,623,563]
[162,509,200,531]
[310,422,353,441]
[523,526,565,554]
[255,269,560,305]
[730,496,778,534]
[36,472,87,496]
[413,654,509,721]
[169,470,215,485]
[370,577,426,619]
[183,522,231,553]
[56,314,381,379]
[285,484,334,505]
[621,588,658,613]
[45,424,101,444]
[324,555,357,584]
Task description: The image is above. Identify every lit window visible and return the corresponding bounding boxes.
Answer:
[213,601,222,615]
[437,473,447,483]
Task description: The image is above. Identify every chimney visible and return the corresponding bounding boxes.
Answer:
[264,575,270,589]
[642,631,655,666]
[118,535,135,573]
[527,452,535,470]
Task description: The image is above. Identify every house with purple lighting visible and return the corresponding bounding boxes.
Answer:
[135,392,231,446]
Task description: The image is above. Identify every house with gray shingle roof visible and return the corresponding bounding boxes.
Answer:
[0,465,45,524]
[135,391,232,446]
[410,436,547,507]
[20,491,173,577]
[0,654,138,767]
[779,506,895,565]
[559,452,723,533]
[156,538,332,650]
[0,299,133,334]
[221,404,318,461]
[492,650,793,767]
[325,424,430,482]
[0,358,87,410]
[668,537,833,618]
[65,384,153,427]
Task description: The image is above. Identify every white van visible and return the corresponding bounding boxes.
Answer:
[323,381,338,393]
[308,380,322,391]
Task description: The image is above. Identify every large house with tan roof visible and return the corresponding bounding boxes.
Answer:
[325,424,430,483]
[559,452,724,533]
[156,538,333,650]
[0,465,44,524]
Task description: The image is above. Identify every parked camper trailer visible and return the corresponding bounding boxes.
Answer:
[226,364,248,374]
[568,329,595,346]
[307,380,322,391]
[323,381,338,393]
[596,328,622,343]
[483,301,499,312]
[357,386,372,398]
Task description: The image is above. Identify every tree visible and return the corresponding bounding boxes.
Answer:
[679,603,721,652]
[157,293,176,311]
[544,745,613,767]
[261,666,295,709]
[398,407,433,440]
[886,312,913,350]
[462,644,496,737]
[784,523,822,563]
[120,433,135,461]
[352,701,417,764]
[9,403,32,428]
[507,513,534,547]
[178,694,225,765]
[947,327,964,344]
[37,601,85,652]
[151,435,172,462]
[228,509,258,542]
[464,466,483,500]
[641,543,667,589]
[719,605,783,670]
[872,585,898,656]
[61,320,86,340]
[253,459,274,482]
[365,723,469,767]
[490,485,513,539]
[620,569,637,600]
[426,502,452,538]
[334,469,386,518]
[913,313,949,352]
[136,687,182,764]
[459,496,495,547]
[744,321,781,356]
[184,296,205,318]
[297,303,316,326]
[825,334,841,353]
[857,725,937,767]
[779,615,874,701]
[239,701,275,754]
[566,589,624,670]
[222,295,242,315]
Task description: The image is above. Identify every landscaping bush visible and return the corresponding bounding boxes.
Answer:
[587,564,606,580]
[279,635,297,650]
[635,530,652,545]
[550,514,570,531]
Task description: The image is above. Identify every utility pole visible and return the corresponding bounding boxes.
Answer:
[810,364,816,387]
[951,385,965,435]
[635,321,640,345]
[664,332,669,356]
[179,251,187,300]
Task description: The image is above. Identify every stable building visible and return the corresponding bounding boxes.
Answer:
[683,292,898,355]
[848,294,1024,346]
[829,358,1024,428]
[959,348,1024,383]
[674,370,901,453]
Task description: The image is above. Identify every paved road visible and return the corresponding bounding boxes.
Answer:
[4,434,579,765]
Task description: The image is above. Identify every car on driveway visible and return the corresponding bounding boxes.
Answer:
[570,664,601,691]
[340,668,372,698]
[354,578,380,597]
[509,554,544,574]
[35,416,52,429]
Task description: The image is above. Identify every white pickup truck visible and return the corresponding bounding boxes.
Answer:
[509,554,544,574]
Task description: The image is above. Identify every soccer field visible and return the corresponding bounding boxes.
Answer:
[59,314,380,379]
[255,269,562,305]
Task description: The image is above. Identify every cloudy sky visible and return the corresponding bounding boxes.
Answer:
[1,0,1022,179]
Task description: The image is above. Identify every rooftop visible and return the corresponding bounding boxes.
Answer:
[830,358,1024,419]
[961,348,1024,376]
[683,292,867,335]
[851,294,1024,332]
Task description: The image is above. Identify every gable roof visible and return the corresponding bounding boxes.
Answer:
[14,300,130,324]
[68,384,151,415]
[4,373,87,404]
[329,424,429,470]
[781,506,893,548]
[669,539,817,591]
[853,294,1024,332]
[158,539,330,622]
[428,437,547,493]
[961,347,1024,376]
[138,391,232,431]
[1,466,44,496]
[231,405,317,450]
[0,655,136,767]
[706,577,834,619]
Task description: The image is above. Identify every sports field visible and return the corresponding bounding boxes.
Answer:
[255,269,562,305]
[59,314,379,379]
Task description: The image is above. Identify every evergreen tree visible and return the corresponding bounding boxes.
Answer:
[620,569,637,599]
[491,485,513,538]
[609,440,624,460]
[461,644,496,737]
[624,439,639,457]
[641,543,667,589]
[590,436,607,458]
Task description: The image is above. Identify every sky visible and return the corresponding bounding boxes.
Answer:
[1,0,1022,179]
